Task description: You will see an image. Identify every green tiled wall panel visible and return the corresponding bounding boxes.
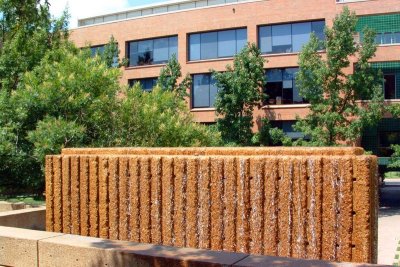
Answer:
[356,13,400,33]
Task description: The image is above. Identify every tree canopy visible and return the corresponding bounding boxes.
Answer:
[0,41,220,195]
[294,7,384,146]
[0,0,68,92]
[213,43,266,145]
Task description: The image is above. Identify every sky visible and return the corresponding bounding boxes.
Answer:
[50,0,167,28]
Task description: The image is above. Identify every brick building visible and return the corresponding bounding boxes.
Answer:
[70,0,400,162]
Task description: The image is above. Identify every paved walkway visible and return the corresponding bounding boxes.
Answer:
[378,179,400,265]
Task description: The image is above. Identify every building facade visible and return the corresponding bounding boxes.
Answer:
[70,0,400,159]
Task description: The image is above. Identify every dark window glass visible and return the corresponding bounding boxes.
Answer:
[236,28,247,52]
[259,26,272,53]
[169,36,178,57]
[375,33,383,44]
[311,21,325,41]
[265,67,307,105]
[209,76,218,107]
[90,45,119,67]
[192,74,219,108]
[259,20,325,54]
[272,24,292,53]
[218,30,236,58]
[372,31,400,45]
[153,38,169,63]
[90,45,105,56]
[394,32,400,43]
[270,120,307,141]
[383,33,393,44]
[201,32,218,60]
[189,34,201,60]
[292,22,311,52]
[189,28,247,60]
[128,36,178,67]
[384,74,396,100]
[129,78,158,92]
[378,131,400,157]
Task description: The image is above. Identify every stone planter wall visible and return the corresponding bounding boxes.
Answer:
[45,147,378,263]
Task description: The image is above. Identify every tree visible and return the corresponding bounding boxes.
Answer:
[294,7,384,146]
[114,83,221,147]
[0,44,121,194]
[99,35,128,68]
[0,42,221,195]
[157,54,191,99]
[213,43,266,145]
[0,0,68,92]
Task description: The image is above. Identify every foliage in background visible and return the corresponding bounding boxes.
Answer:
[251,118,292,146]
[213,43,266,146]
[294,7,384,146]
[115,84,221,147]
[157,54,192,99]
[0,42,220,195]
[0,44,121,194]
[0,0,68,92]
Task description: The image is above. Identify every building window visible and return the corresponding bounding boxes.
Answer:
[192,74,218,108]
[128,78,158,92]
[189,28,247,61]
[90,45,105,56]
[258,20,325,54]
[127,36,177,67]
[384,74,396,100]
[356,14,400,46]
[379,131,400,157]
[374,32,400,45]
[265,68,306,105]
[271,120,307,141]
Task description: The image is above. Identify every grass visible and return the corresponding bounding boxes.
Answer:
[384,171,400,179]
[0,196,45,206]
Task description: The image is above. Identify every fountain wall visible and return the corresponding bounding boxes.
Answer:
[45,147,378,263]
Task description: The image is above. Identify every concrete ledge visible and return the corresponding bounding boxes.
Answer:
[0,201,26,212]
[38,234,248,267]
[0,207,46,230]
[233,255,390,267]
[0,227,392,267]
[0,226,63,267]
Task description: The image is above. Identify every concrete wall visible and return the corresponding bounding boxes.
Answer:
[0,226,389,267]
[0,207,46,230]
[45,147,379,263]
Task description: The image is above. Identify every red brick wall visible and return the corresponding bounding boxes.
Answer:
[69,0,400,125]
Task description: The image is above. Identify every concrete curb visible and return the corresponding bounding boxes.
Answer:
[0,226,392,267]
[0,207,46,230]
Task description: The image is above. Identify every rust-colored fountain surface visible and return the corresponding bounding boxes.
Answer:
[45,147,378,263]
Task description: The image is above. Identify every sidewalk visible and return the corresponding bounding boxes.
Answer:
[378,179,400,265]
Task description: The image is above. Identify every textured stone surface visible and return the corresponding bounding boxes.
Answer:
[62,147,365,156]
[0,226,62,267]
[45,147,379,263]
